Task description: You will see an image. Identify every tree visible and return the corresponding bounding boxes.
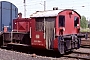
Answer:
[80,16,88,28]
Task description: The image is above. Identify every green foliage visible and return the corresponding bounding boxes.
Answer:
[80,28,90,32]
[80,16,88,28]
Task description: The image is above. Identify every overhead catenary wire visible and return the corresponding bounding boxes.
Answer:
[16,0,90,19]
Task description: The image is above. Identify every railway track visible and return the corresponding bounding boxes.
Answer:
[63,48,90,60]
[0,47,90,60]
[0,32,90,60]
[2,43,90,60]
[0,41,90,60]
[51,47,90,60]
[80,45,90,48]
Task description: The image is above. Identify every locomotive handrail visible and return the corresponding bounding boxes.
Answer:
[3,32,27,34]
[30,27,31,38]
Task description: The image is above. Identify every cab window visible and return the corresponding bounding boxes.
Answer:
[74,16,79,27]
[59,15,65,27]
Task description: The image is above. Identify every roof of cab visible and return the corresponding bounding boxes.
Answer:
[30,9,81,18]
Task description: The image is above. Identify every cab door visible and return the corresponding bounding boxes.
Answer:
[45,17,55,49]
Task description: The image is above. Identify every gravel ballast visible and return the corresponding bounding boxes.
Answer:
[0,48,51,60]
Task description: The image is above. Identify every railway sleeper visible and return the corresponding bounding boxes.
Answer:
[63,52,90,60]
[63,55,90,60]
[80,45,90,48]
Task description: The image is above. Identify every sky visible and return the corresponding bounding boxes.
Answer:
[0,0,90,20]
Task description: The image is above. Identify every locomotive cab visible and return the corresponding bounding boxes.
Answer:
[55,10,81,54]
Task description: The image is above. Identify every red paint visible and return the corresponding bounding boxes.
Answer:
[4,26,8,32]
[30,19,46,48]
[53,38,58,50]
[13,18,31,32]
[56,10,80,36]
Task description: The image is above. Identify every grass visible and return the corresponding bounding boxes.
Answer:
[80,28,90,32]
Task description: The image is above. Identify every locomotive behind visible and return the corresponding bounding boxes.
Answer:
[0,9,87,54]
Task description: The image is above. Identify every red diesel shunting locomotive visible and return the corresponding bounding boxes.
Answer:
[1,9,87,54]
